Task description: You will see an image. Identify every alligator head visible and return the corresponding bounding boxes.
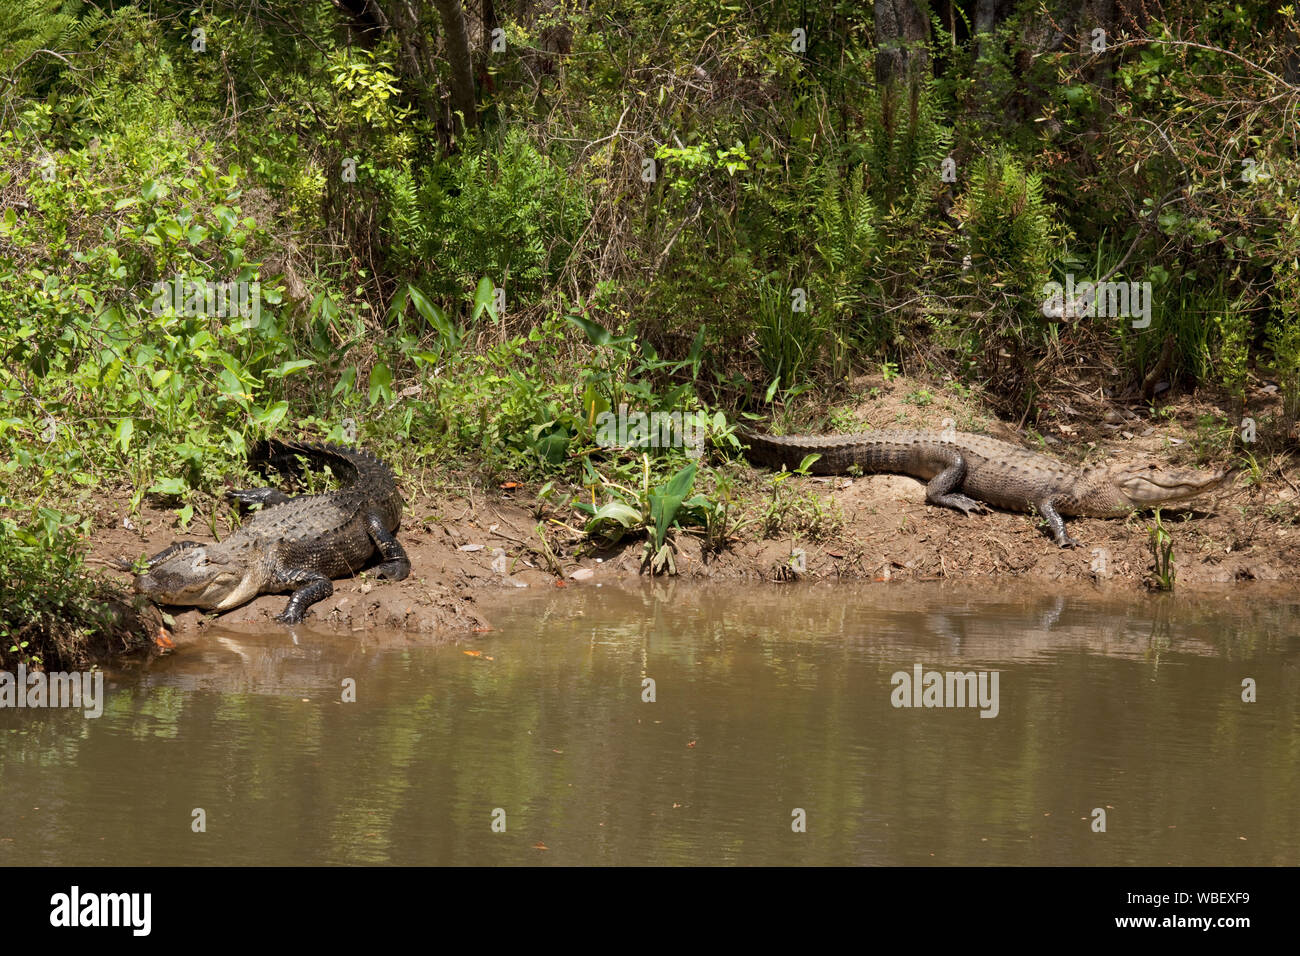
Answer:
[133,542,265,611]
[1094,460,1232,514]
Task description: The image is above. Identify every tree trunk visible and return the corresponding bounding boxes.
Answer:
[432,0,478,133]
[364,1,442,122]
[874,0,930,86]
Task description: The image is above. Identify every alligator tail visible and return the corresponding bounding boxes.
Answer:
[247,439,395,488]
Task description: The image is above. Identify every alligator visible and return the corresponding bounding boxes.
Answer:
[736,425,1230,547]
[132,440,410,624]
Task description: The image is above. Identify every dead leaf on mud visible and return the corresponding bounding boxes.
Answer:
[458,544,484,552]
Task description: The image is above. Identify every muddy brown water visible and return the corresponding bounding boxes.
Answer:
[1,583,1297,866]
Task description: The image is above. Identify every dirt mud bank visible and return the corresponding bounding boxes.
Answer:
[85,462,1300,636]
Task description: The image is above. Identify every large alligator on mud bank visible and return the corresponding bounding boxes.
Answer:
[132,440,410,624]
[737,426,1230,547]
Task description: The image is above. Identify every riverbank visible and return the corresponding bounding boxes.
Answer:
[13,371,1291,642]
[83,423,1300,637]
[84,476,1296,636]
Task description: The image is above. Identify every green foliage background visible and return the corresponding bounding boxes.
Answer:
[1,0,1298,598]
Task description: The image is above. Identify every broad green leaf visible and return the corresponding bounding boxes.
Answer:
[796,453,821,474]
[472,276,498,323]
[687,325,706,377]
[582,383,610,422]
[369,361,392,406]
[531,423,570,463]
[267,359,316,378]
[409,349,443,366]
[387,284,410,322]
[647,463,698,551]
[408,285,462,351]
[148,476,188,496]
[332,366,358,397]
[114,417,134,453]
[251,400,289,429]
[583,501,643,537]
[566,314,613,346]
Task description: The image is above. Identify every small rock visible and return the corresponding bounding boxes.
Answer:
[459,543,484,552]
[570,567,595,581]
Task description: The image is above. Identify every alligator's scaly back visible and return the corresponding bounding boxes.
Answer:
[133,440,410,623]
[735,425,1229,547]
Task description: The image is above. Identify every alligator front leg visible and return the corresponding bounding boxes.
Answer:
[366,514,411,580]
[1037,499,1082,548]
[924,453,989,516]
[273,568,334,625]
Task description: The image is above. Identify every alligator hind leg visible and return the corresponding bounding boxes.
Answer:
[273,569,334,625]
[924,454,989,516]
[224,487,294,510]
[365,514,411,580]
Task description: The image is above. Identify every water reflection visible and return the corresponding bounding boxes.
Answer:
[1,583,1296,865]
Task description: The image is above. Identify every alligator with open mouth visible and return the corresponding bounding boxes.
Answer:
[132,440,409,624]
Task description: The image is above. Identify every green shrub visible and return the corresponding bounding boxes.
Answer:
[377,128,589,308]
[0,505,150,669]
